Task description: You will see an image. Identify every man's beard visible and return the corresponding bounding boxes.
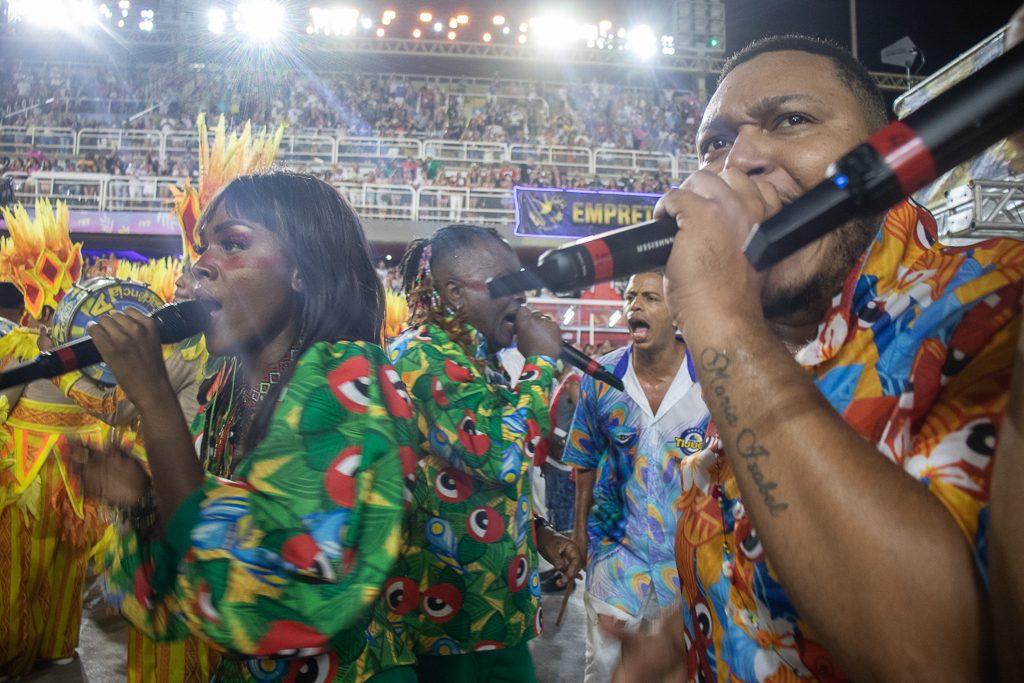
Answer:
[761,214,880,323]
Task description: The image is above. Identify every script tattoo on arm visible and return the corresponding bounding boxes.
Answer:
[699,348,789,517]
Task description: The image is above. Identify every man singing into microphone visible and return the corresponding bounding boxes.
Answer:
[609,35,1024,681]
[562,271,707,683]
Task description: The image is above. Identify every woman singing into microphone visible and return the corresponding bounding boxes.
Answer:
[71,171,417,682]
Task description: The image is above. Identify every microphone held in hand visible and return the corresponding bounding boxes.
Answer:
[0,300,211,390]
[560,341,624,391]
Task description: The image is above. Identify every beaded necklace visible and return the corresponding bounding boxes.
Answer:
[202,346,299,479]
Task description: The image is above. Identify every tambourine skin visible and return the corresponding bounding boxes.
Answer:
[52,277,166,386]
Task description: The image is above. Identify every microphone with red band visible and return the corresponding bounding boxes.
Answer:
[560,341,624,391]
[0,300,211,390]
[488,39,1024,296]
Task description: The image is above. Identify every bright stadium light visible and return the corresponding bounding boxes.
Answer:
[207,6,227,33]
[418,11,431,22]
[433,21,442,31]
[375,26,384,36]
[381,9,395,25]
[412,27,421,37]
[502,26,509,34]
[448,17,457,29]
[6,0,101,29]
[626,24,657,59]
[517,33,526,44]
[455,13,468,25]
[598,19,612,34]
[308,6,359,36]
[482,31,491,42]
[530,14,580,49]
[233,0,285,42]
[446,29,455,40]
[491,14,504,25]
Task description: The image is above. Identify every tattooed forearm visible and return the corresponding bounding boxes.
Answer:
[699,347,789,516]
[699,347,738,427]
[736,428,788,516]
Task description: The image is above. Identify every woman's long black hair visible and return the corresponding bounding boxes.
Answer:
[197,170,384,452]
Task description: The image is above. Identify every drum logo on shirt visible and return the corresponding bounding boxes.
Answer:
[675,428,705,454]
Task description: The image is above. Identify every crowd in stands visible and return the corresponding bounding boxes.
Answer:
[0,60,704,193]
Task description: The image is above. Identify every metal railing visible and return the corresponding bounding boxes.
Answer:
[5,171,521,224]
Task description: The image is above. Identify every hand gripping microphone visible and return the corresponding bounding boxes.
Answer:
[488,39,1024,296]
[0,300,211,390]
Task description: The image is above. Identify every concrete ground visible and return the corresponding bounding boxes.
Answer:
[18,581,588,683]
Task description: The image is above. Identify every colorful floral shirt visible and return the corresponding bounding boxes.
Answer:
[676,201,1024,682]
[385,323,555,655]
[563,344,708,615]
[102,341,418,682]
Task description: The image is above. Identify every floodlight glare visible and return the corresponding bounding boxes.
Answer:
[482,31,491,42]
[433,21,442,31]
[448,18,457,29]
[207,7,227,33]
[627,24,657,59]
[308,7,359,36]
[456,14,468,25]
[418,11,431,22]
[492,15,504,26]
[7,0,102,28]
[530,14,580,50]
[360,16,372,29]
[412,27,421,37]
[234,0,285,42]
[517,33,526,44]
[375,27,384,36]
[447,29,456,39]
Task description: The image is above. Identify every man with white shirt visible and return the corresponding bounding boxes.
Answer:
[563,272,708,682]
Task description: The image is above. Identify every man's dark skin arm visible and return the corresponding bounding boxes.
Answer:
[572,468,596,567]
[660,168,990,681]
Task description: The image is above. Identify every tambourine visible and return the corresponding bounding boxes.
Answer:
[51,276,166,386]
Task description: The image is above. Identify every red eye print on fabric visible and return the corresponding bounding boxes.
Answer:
[431,376,449,407]
[281,534,336,581]
[518,363,542,382]
[507,555,529,592]
[283,653,337,683]
[195,582,221,624]
[444,359,473,383]
[325,446,361,508]
[377,365,412,419]
[422,583,463,623]
[328,356,371,414]
[457,411,490,456]
[466,505,504,543]
[399,446,417,499]
[435,466,473,503]
[533,605,543,636]
[133,559,155,610]
[384,576,420,615]
[256,620,328,656]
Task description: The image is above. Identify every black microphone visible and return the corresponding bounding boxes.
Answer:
[560,341,624,391]
[489,39,1024,296]
[745,39,1024,269]
[488,217,678,297]
[0,300,211,390]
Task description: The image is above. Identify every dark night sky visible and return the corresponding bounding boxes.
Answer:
[722,0,1020,74]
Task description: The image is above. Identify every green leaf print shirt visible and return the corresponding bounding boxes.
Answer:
[384,323,555,656]
[101,341,418,682]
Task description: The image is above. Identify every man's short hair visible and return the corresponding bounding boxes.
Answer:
[720,34,889,131]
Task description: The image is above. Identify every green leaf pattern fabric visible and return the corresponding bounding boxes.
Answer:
[100,341,418,682]
[384,324,555,655]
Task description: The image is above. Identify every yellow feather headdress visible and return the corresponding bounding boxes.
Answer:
[0,199,83,320]
[170,113,285,262]
[383,289,410,341]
